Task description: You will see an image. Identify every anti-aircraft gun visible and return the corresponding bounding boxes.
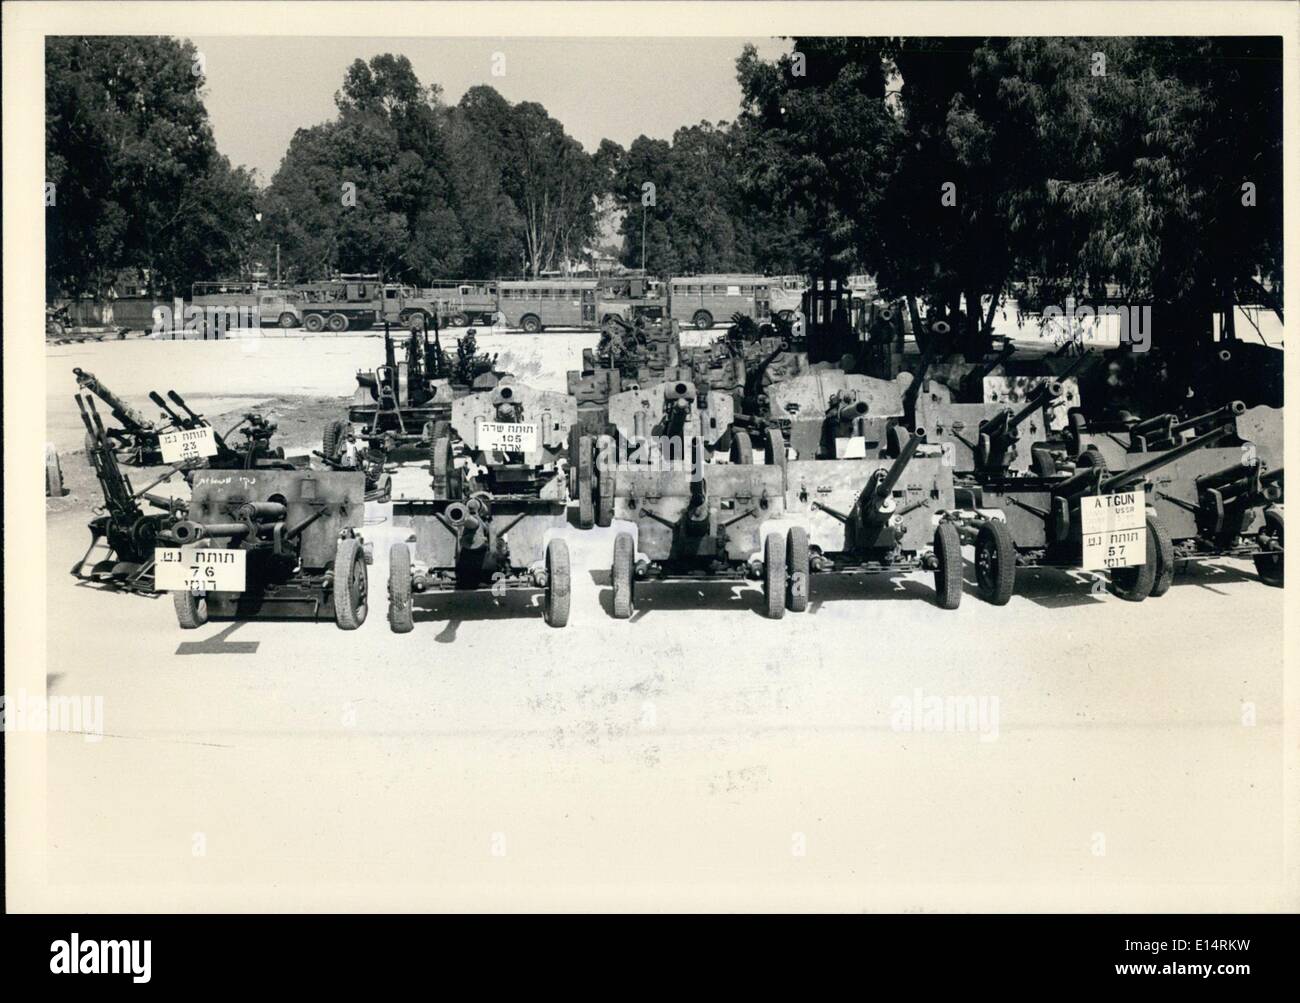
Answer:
[1067,402,1283,591]
[388,382,576,631]
[162,469,370,630]
[73,368,171,464]
[72,394,187,593]
[148,390,299,472]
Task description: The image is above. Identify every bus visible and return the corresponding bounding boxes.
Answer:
[498,278,599,332]
[667,275,774,330]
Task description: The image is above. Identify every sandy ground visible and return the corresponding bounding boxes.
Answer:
[32,334,1288,912]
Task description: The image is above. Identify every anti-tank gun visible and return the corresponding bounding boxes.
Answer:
[162,469,369,630]
[950,421,1234,605]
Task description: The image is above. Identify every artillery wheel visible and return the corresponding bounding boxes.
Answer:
[388,542,414,633]
[887,423,911,458]
[322,418,348,462]
[304,313,326,333]
[544,538,571,628]
[1253,508,1283,587]
[932,521,963,610]
[786,526,810,613]
[763,532,786,619]
[431,436,454,498]
[612,531,635,619]
[333,537,368,629]
[327,312,349,333]
[1030,447,1058,477]
[596,448,615,528]
[730,430,754,465]
[764,428,787,468]
[1108,514,1159,602]
[45,444,65,497]
[576,434,595,529]
[974,520,1016,606]
[173,589,209,629]
[1075,446,1108,473]
[1149,515,1176,597]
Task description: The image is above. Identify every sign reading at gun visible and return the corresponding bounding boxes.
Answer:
[479,422,538,452]
[155,547,247,593]
[159,426,218,464]
[1080,489,1146,570]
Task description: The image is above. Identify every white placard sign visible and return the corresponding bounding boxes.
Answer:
[479,421,538,452]
[159,425,218,464]
[154,547,247,593]
[1080,489,1145,570]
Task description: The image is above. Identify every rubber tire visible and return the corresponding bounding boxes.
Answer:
[174,589,209,629]
[388,542,414,633]
[1108,514,1159,602]
[45,444,64,497]
[933,521,963,610]
[431,436,453,497]
[731,430,753,465]
[304,313,325,333]
[322,419,347,462]
[693,310,713,331]
[278,312,297,328]
[1076,446,1108,473]
[596,463,615,528]
[327,313,349,333]
[521,314,541,334]
[786,526,810,612]
[612,531,635,619]
[450,313,468,328]
[974,520,1016,606]
[887,423,911,458]
[544,538,571,628]
[1149,515,1176,597]
[576,435,594,529]
[763,532,786,619]
[333,537,368,629]
[1253,508,1283,587]
[764,428,786,468]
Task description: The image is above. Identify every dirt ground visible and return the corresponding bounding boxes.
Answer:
[29,333,1289,913]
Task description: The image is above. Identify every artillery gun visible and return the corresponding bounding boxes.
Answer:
[606,435,789,619]
[388,382,576,631]
[72,394,187,593]
[1067,403,1283,590]
[73,368,171,464]
[756,370,913,464]
[949,420,1232,605]
[914,374,1076,478]
[162,469,370,629]
[146,389,300,473]
[773,426,966,614]
[344,324,502,455]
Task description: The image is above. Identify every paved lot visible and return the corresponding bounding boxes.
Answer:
[37,335,1287,911]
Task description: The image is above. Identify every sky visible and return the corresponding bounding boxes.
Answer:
[190,36,791,184]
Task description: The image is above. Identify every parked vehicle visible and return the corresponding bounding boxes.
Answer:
[668,274,774,330]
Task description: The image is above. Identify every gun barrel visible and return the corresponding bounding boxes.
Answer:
[1128,412,1177,438]
[1171,400,1246,435]
[1007,380,1064,433]
[1101,425,1231,493]
[149,391,187,426]
[873,431,922,500]
[832,399,870,423]
[74,368,153,431]
[170,520,252,543]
